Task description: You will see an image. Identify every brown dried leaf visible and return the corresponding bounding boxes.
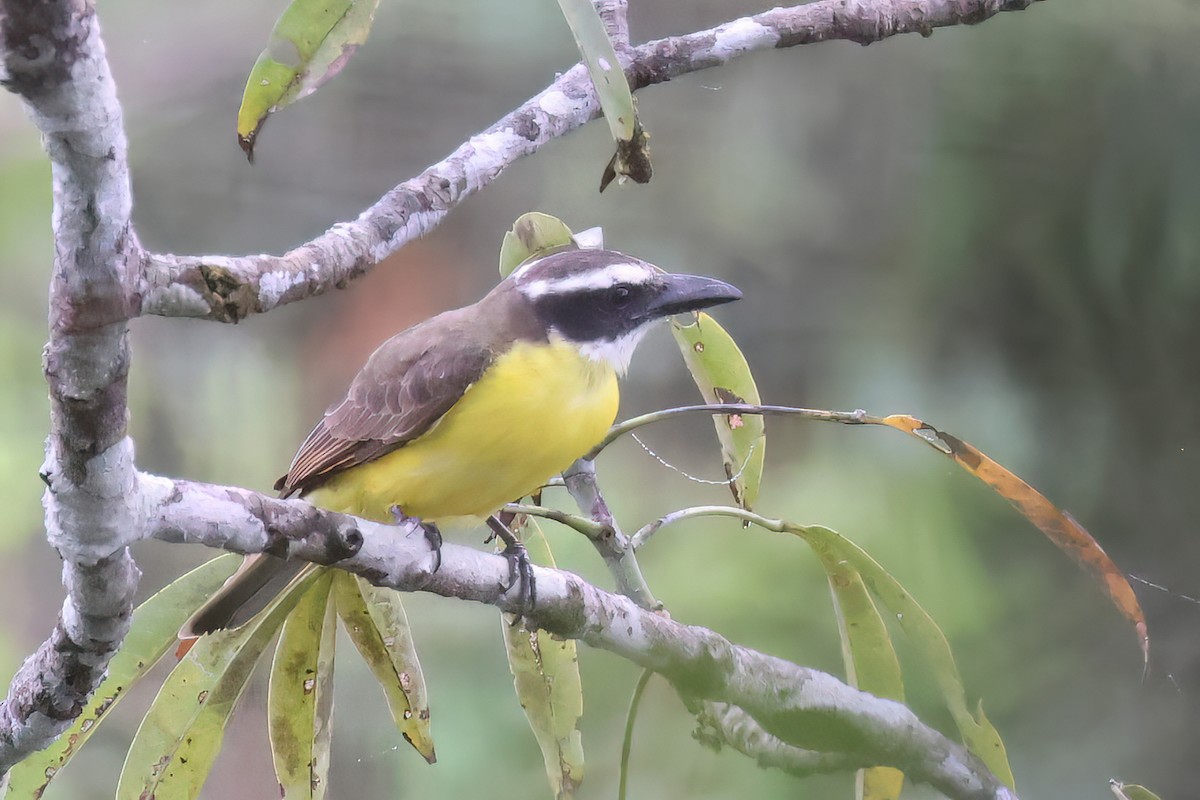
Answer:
[879,414,1148,664]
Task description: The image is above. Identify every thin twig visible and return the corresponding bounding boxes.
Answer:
[589,404,876,459]
[504,503,613,542]
[618,668,654,800]
[632,505,757,550]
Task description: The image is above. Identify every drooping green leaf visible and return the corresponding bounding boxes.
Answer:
[269,572,336,800]
[237,0,381,159]
[553,0,651,190]
[356,576,434,757]
[820,555,905,800]
[502,519,585,799]
[794,524,1014,789]
[116,567,323,800]
[2,554,240,799]
[498,212,578,278]
[670,312,766,511]
[333,572,435,763]
[555,0,633,141]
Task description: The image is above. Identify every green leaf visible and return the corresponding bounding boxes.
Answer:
[115,568,323,800]
[1110,781,1164,800]
[670,312,766,511]
[2,554,240,799]
[269,572,337,800]
[502,519,585,799]
[333,572,435,763]
[794,525,1015,789]
[237,0,381,159]
[498,212,578,278]
[819,555,904,800]
[555,0,633,140]
[552,0,651,190]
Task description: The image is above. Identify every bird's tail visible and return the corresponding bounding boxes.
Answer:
[177,553,312,656]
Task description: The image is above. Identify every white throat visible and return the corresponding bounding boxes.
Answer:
[568,325,654,375]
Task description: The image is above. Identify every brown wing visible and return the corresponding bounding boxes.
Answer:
[275,312,495,498]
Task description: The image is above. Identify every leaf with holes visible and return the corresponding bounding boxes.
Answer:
[502,519,585,799]
[115,568,324,800]
[333,572,435,762]
[553,0,651,190]
[237,0,381,159]
[2,555,240,799]
[269,571,336,800]
[671,312,765,511]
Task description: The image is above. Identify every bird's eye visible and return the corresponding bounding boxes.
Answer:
[611,285,631,306]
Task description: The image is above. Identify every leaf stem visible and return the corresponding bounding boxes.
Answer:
[588,404,878,459]
[504,503,612,542]
[618,668,654,800]
[631,505,791,550]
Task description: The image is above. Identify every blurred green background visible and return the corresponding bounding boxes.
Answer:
[2,0,1197,796]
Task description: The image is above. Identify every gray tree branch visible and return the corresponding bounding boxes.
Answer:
[593,0,630,48]
[138,0,1039,323]
[691,700,868,778]
[0,0,142,773]
[142,474,1017,800]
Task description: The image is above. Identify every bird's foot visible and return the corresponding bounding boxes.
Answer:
[391,504,442,572]
[486,515,537,618]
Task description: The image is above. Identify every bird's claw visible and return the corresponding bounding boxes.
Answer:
[391,504,442,573]
[486,516,537,620]
[422,523,443,572]
[500,539,537,619]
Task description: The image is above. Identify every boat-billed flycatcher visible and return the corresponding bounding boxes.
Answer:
[181,246,741,640]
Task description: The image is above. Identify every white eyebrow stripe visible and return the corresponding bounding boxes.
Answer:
[521,262,655,298]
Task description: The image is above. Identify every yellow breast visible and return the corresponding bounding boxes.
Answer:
[309,339,619,524]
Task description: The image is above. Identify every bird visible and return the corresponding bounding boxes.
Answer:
[179,245,741,642]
